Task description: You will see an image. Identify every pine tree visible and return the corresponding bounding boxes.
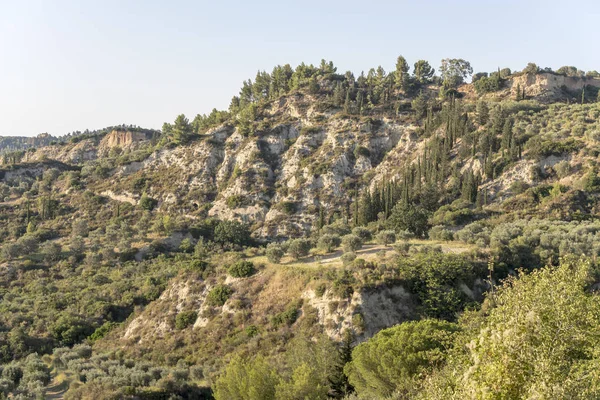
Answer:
[501,118,513,152]
[395,56,410,91]
[333,82,345,107]
[328,330,355,398]
[343,92,351,114]
[476,100,489,125]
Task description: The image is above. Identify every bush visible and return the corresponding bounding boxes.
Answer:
[41,241,62,263]
[317,234,341,253]
[376,230,396,246]
[277,201,297,215]
[139,193,158,211]
[288,239,311,260]
[228,260,255,278]
[271,302,301,327]
[397,253,478,320]
[387,203,429,237]
[175,311,198,330]
[266,244,284,263]
[179,238,194,253]
[352,227,372,242]
[226,195,247,209]
[207,284,233,306]
[214,220,251,246]
[342,234,363,253]
[353,146,371,159]
[428,226,454,241]
[341,252,357,265]
[510,180,530,195]
[2,243,21,260]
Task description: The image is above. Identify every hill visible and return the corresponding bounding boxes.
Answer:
[1,57,600,398]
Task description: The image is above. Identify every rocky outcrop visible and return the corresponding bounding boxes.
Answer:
[22,139,98,164]
[303,285,415,341]
[509,73,600,101]
[98,130,154,155]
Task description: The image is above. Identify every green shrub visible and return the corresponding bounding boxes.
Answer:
[341,252,357,265]
[376,230,396,246]
[214,220,251,246]
[288,239,311,260]
[228,260,255,278]
[88,322,118,342]
[353,146,371,159]
[139,193,158,211]
[352,227,372,241]
[271,302,302,327]
[317,234,341,253]
[226,195,247,209]
[341,234,362,253]
[207,284,233,306]
[175,311,198,330]
[510,180,530,195]
[266,244,284,263]
[428,226,454,241]
[277,201,297,215]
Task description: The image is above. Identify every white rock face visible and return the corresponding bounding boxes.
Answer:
[303,285,414,341]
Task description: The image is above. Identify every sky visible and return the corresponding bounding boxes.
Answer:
[1,0,599,137]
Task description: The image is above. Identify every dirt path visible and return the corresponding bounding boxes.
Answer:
[44,369,71,399]
[45,379,68,399]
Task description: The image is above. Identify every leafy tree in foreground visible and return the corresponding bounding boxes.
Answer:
[345,319,459,398]
[213,355,278,400]
[451,257,600,399]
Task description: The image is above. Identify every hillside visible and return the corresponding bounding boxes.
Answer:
[1,58,600,399]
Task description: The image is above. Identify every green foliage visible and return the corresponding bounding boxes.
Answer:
[317,234,341,253]
[473,72,504,94]
[525,136,582,160]
[341,234,362,253]
[345,319,459,398]
[398,253,480,320]
[175,310,198,330]
[430,201,474,227]
[431,258,600,399]
[413,60,435,84]
[351,226,372,242]
[277,201,297,215]
[428,226,454,241]
[287,238,311,260]
[583,170,600,192]
[213,355,278,400]
[88,321,118,342]
[50,315,94,346]
[271,301,301,327]
[387,203,429,237]
[228,260,255,278]
[265,243,284,263]
[376,230,396,246]
[207,284,233,307]
[439,58,473,88]
[226,194,248,209]
[353,146,370,159]
[340,252,357,266]
[411,91,428,119]
[214,220,251,246]
[139,193,158,211]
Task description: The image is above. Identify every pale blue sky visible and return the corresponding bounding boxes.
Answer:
[1,0,598,136]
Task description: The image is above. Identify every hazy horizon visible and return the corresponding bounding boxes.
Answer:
[1,0,599,137]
